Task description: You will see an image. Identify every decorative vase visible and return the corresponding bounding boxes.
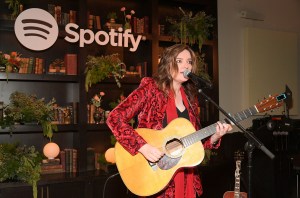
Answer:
[12,65,19,73]
[93,107,104,124]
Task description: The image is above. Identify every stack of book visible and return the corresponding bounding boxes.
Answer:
[48,4,77,25]
[132,16,149,34]
[41,148,78,174]
[19,57,45,74]
[60,148,78,173]
[41,158,64,174]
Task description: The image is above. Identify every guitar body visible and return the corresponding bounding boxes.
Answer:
[115,118,205,196]
[223,191,247,198]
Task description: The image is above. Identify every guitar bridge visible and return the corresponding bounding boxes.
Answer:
[148,161,158,171]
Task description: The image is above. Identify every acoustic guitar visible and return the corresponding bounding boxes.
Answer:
[223,151,247,198]
[115,93,286,196]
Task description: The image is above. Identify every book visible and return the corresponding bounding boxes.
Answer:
[42,158,61,165]
[72,149,77,172]
[55,6,62,25]
[70,10,77,23]
[95,15,101,30]
[60,150,66,171]
[42,164,63,170]
[88,14,94,29]
[144,16,149,34]
[41,159,64,174]
[47,4,55,16]
[27,57,35,74]
[62,12,70,26]
[95,152,100,170]
[87,148,95,171]
[64,54,77,75]
[68,102,78,124]
[142,62,148,77]
[34,58,44,74]
[41,164,64,174]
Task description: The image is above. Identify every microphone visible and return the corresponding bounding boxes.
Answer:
[183,70,213,89]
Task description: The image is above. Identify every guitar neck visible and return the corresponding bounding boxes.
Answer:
[234,161,242,194]
[181,105,258,147]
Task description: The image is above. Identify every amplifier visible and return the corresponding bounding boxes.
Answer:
[250,115,300,153]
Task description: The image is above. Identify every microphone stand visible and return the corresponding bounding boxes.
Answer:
[197,88,275,198]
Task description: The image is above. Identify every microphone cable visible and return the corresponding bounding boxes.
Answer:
[102,172,120,198]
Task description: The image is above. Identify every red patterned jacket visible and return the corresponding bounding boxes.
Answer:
[106,77,220,197]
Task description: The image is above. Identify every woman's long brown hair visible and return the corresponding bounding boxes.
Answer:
[153,44,199,102]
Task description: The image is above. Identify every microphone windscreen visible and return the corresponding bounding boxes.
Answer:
[183,69,191,78]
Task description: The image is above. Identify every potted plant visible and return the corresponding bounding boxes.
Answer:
[0,143,42,198]
[91,91,105,124]
[85,53,126,92]
[0,51,23,75]
[167,7,215,50]
[107,12,117,24]
[0,91,57,139]
[5,0,25,19]
[0,51,8,72]
[120,7,135,30]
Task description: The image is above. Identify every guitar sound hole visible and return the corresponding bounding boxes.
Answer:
[165,138,184,158]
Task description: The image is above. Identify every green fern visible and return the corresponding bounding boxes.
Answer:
[85,54,125,92]
[167,7,215,50]
[1,92,57,139]
[0,143,42,198]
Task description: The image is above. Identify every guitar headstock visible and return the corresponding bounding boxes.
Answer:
[234,151,244,176]
[234,150,245,162]
[255,93,287,113]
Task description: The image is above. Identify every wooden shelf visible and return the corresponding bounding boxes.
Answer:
[87,123,110,132]
[0,124,78,134]
[0,170,112,188]
[0,73,79,82]
[100,76,142,85]
[158,35,216,46]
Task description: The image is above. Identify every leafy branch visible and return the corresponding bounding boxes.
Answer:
[167,7,215,49]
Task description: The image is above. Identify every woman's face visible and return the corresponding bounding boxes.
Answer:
[171,49,193,84]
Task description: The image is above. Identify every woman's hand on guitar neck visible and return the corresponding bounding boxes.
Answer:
[138,144,164,162]
[211,122,233,144]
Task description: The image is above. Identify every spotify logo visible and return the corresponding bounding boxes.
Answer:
[15,8,59,51]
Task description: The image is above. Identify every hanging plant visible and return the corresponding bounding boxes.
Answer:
[85,53,126,92]
[167,7,215,50]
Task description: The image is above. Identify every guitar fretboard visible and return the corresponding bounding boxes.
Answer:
[181,106,258,147]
